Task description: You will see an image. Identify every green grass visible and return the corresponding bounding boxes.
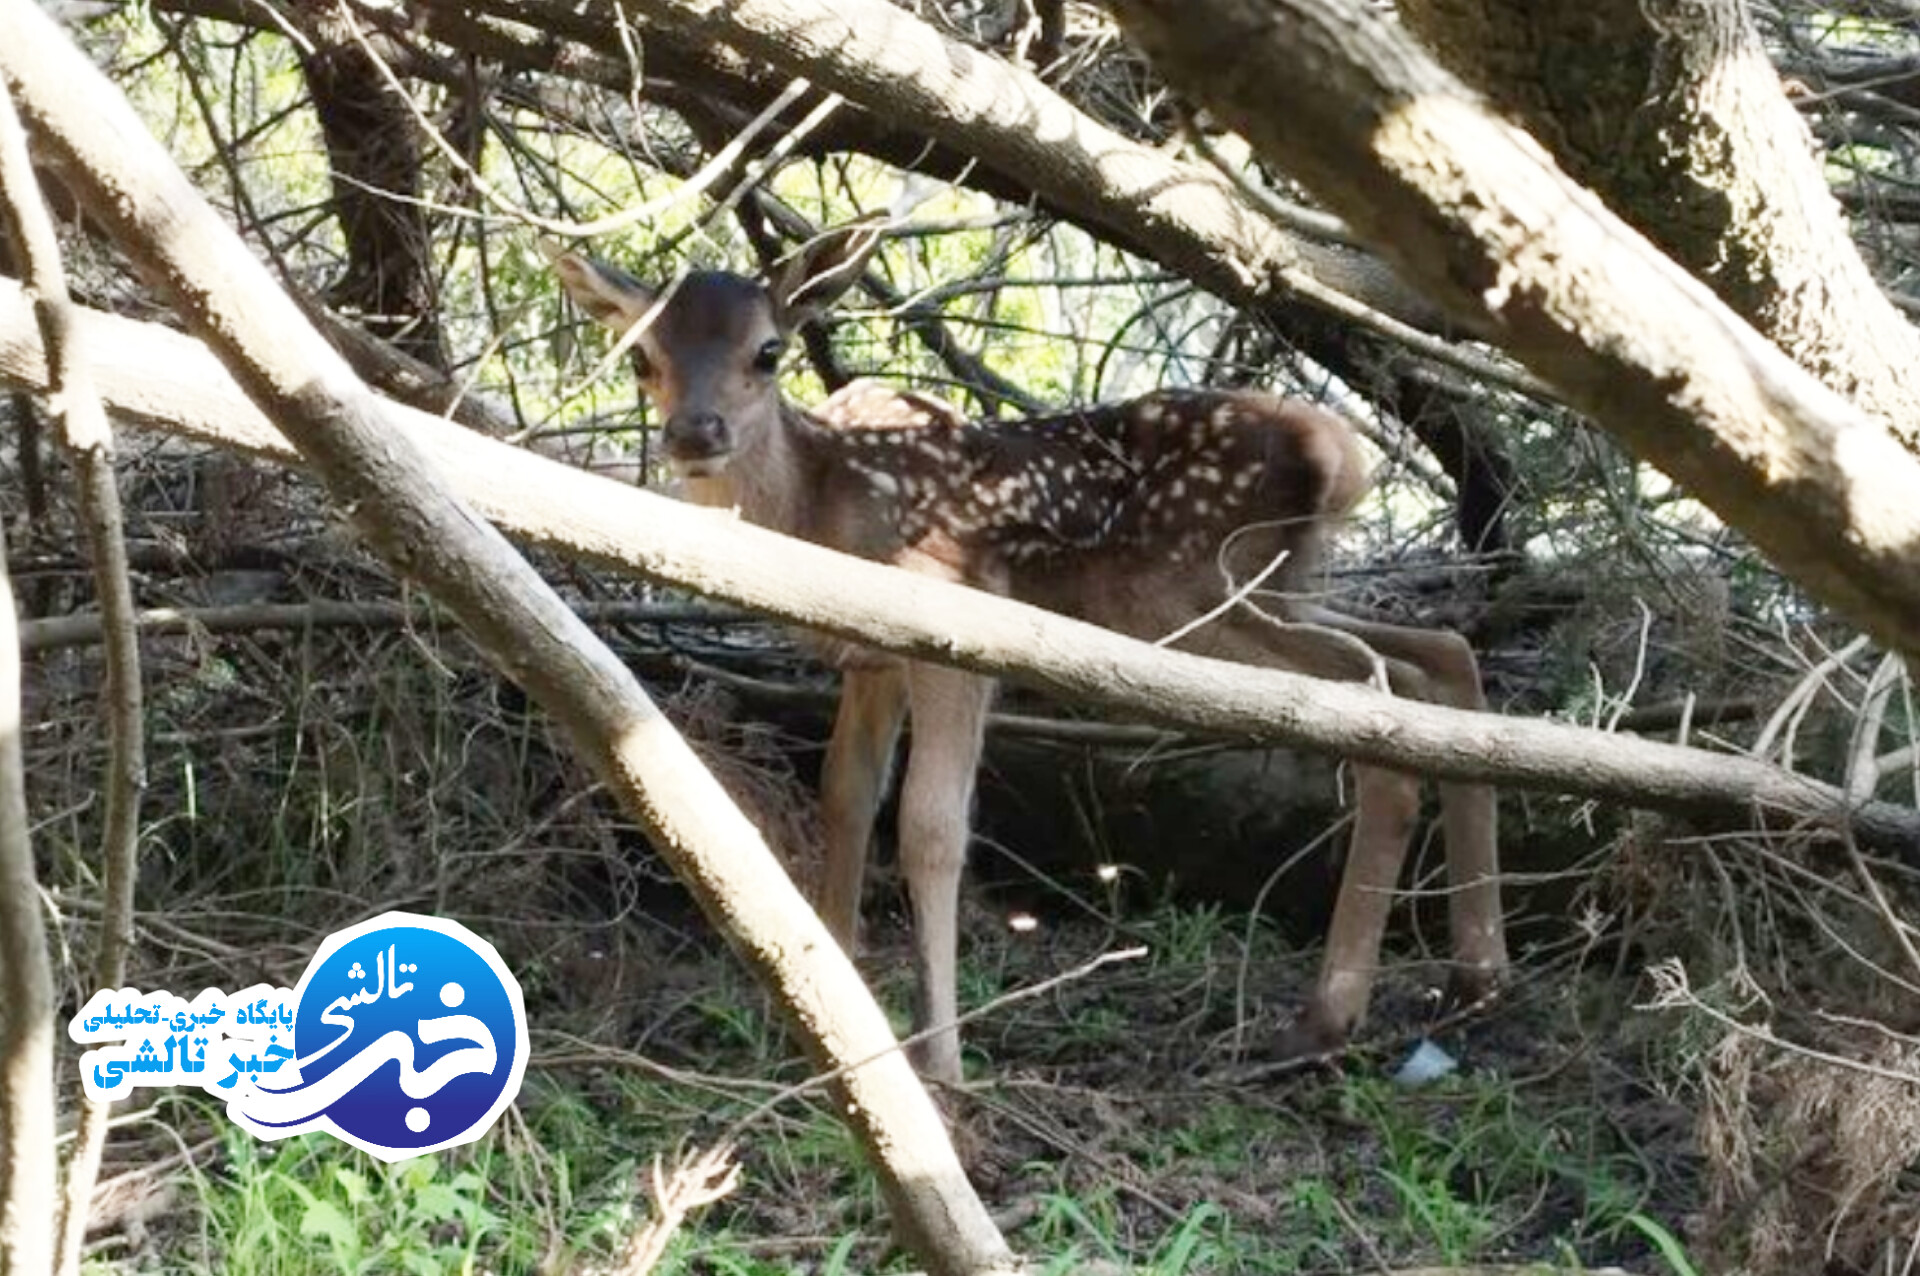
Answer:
[143,1058,890,1275]
[70,875,1692,1276]
[1335,1071,1686,1264]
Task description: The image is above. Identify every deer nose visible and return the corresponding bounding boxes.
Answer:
[664,410,730,459]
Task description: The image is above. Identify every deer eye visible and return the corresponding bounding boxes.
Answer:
[751,338,786,374]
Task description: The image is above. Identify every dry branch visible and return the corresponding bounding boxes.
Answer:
[1099,0,1920,659]
[0,279,1913,856]
[16,600,752,653]
[0,230,53,1276]
[0,7,1015,1275]
[0,530,53,1276]
[0,59,146,1276]
[420,0,1453,342]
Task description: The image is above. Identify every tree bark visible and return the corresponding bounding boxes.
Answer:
[1397,0,1920,454]
[0,9,1016,1274]
[0,519,53,1276]
[0,123,53,1261]
[2,278,1915,856]
[1098,0,1920,659]
[296,14,447,369]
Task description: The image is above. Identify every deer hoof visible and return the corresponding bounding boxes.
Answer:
[1272,1004,1353,1062]
[1442,964,1505,1013]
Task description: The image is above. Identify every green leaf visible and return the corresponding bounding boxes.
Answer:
[299,1198,361,1268]
[1627,1212,1702,1276]
[334,1166,371,1206]
[411,1182,467,1224]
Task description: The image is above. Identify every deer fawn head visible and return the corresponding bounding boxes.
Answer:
[550,222,885,480]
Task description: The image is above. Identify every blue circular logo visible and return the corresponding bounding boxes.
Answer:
[227,913,526,1161]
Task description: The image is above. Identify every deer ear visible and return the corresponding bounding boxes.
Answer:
[769,216,887,329]
[545,244,658,332]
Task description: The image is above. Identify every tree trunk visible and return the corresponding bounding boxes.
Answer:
[297,17,448,369]
[1398,0,1920,452]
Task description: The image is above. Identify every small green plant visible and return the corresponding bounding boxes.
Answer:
[189,1126,505,1275]
[1140,1203,1230,1275]
[284,1154,498,1274]
[1281,1179,1354,1269]
[1627,1212,1703,1276]
[1339,1071,1665,1265]
[1145,901,1235,969]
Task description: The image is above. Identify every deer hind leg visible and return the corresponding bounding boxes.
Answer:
[897,663,993,1084]
[1292,607,1508,1005]
[1174,611,1498,1055]
[819,665,908,953]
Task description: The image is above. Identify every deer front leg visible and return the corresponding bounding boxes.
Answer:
[897,664,993,1084]
[819,665,908,953]
[1281,764,1421,1057]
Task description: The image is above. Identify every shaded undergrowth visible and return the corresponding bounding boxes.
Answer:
[28,573,1911,1274]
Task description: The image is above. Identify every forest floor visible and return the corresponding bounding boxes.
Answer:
[74,891,1703,1275]
[34,600,1903,1276]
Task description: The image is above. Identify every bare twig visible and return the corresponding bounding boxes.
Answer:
[1846,655,1920,986]
[1642,958,1920,1090]
[1753,634,1872,768]
[607,1144,742,1276]
[338,5,818,239]
[19,599,756,652]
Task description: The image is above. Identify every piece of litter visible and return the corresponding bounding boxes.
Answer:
[1393,1038,1457,1086]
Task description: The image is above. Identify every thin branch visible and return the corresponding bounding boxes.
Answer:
[0,519,54,1276]
[19,599,755,652]
[1845,655,1920,986]
[609,1144,742,1276]
[0,67,142,1276]
[1642,958,1920,1090]
[338,4,821,239]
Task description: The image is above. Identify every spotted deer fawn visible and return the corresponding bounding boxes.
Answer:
[553,226,1508,1083]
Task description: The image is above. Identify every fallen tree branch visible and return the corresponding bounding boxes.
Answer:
[1099,0,1920,659]
[0,280,1913,856]
[0,8,1016,1275]
[17,599,753,652]
[23,602,1186,747]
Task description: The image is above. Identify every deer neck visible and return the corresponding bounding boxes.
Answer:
[678,402,839,541]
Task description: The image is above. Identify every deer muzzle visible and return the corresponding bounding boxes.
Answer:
[662,409,732,475]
